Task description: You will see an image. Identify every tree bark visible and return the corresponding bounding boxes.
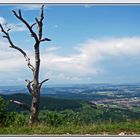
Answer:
[29,44,40,126]
[29,92,40,126]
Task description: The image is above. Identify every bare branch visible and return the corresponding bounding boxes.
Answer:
[7,28,11,32]
[10,100,31,112]
[2,35,8,38]
[39,78,49,88]
[12,10,38,42]
[25,57,34,72]
[37,5,44,41]
[12,10,19,18]
[18,10,22,18]
[25,79,33,95]
[0,24,8,35]
[31,23,36,29]
[40,5,44,25]
[35,18,39,25]
[35,5,51,43]
[40,38,51,42]
[0,23,35,72]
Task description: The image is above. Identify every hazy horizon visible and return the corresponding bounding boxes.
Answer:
[1,82,140,87]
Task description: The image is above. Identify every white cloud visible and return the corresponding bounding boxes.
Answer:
[41,37,140,81]
[0,17,6,25]
[78,37,140,58]
[15,4,42,11]
[45,47,59,53]
[0,16,27,32]
[41,53,98,78]
[8,23,27,32]
[1,37,140,83]
[0,39,30,72]
[14,4,49,11]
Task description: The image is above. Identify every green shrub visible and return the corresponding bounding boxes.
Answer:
[0,96,28,127]
[4,112,17,127]
[39,111,65,126]
[0,96,8,126]
[13,114,28,126]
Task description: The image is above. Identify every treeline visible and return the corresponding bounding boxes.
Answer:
[0,94,82,112]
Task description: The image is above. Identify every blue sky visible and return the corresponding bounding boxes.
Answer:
[1,4,140,85]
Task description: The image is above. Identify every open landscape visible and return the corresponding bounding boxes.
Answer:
[0,4,140,136]
[0,83,140,135]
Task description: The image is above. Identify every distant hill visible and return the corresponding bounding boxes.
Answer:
[1,83,140,101]
[0,93,83,112]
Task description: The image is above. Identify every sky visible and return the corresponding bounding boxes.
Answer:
[1,4,140,85]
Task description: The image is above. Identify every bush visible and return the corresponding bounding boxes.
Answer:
[0,96,8,126]
[39,111,65,126]
[14,114,28,126]
[0,96,28,127]
[4,112,17,127]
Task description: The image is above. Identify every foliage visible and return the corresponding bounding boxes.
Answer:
[1,94,82,112]
[0,95,140,135]
[0,96,8,126]
[0,96,28,127]
[38,103,140,126]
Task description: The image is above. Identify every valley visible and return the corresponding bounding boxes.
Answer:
[0,83,140,112]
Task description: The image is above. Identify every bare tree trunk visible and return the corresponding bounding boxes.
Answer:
[0,5,51,127]
[29,44,41,126]
[29,92,40,125]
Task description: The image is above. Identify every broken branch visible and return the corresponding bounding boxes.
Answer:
[39,78,49,88]
[25,79,33,95]
[31,23,36,29]
[10,100,31,112]
[37,5,44,40]
[40,38,51,42]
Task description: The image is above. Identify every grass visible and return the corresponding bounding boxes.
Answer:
[0,120,140,135]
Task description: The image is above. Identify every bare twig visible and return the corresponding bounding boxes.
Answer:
[31,23,36,29]
[40,38,51,42]
[39,78,49,88]
[35,5,51,44]
[10,100,31,112]
[37,5,44,40]
[35,18,39,25]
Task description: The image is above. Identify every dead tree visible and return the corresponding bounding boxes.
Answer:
[0,5,51,126]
